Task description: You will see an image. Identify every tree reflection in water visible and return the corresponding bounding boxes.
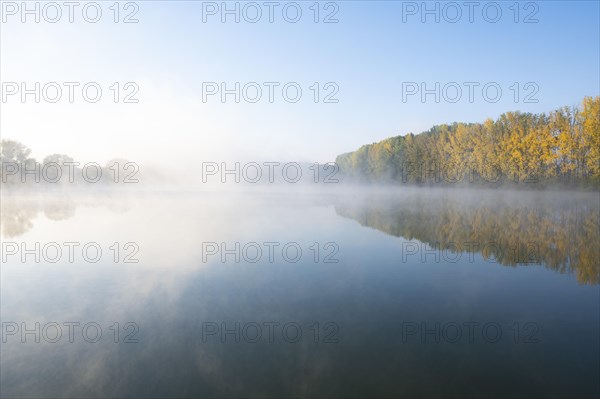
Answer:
[335,190,599,284]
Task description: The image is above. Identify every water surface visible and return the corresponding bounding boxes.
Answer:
[1,189,599,398]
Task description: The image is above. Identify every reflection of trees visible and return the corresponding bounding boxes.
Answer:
[0,194,132,238]
[0,199,38,238]
[335,191,600,284]
[43,199,76,221]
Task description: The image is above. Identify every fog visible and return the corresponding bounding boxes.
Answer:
[2,185,598,281]
[2,184,599,398]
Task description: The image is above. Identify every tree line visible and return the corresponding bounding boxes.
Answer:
[0,139,137,186]
[336,97,600,187]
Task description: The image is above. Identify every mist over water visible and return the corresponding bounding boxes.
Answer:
[2,0,599,396]
[1,187,598,398]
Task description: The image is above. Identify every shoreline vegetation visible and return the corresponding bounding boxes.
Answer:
[0,139,139,187]
[2,97,599,190]
[336,97,600,189]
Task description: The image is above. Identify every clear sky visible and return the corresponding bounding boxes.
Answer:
[1,0,599,168]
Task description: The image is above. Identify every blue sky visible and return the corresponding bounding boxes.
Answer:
[1,1,599,166]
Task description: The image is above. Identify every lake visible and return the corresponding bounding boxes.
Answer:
[1,188,599,398]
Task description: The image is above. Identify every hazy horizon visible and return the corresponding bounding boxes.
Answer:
[2,1,599,167]
[2,2,599,398]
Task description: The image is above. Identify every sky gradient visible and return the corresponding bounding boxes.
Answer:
[1,0,599,168]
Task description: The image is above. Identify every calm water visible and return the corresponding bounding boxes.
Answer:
[1,188,599,398]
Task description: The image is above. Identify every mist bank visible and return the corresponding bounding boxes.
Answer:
[336,97,600,189]
[0,140,344,191]
[2,187,598,285]
[4,94,600,193]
